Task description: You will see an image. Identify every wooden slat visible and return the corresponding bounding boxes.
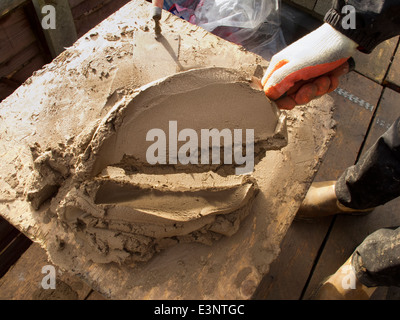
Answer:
[32,0,77,57]
[71,0,113,18]
[68,0,86,9]
[386,44,400,91]
[0,229,20,256]
[0,7,37,65]
[0,217,20,253]
[362,88,400,153]
[0,243,95,300]
[0,42,41,78]
[72,0,130,37]
[0,0,27,17]
[290,0,317,11]
[0,83,18,101]
[253,71,383,300]
[11,53,46,82]
[353,37,399,84]
[0,52,46,101]
[85,290,107,300]
[0,233,32,278]
[0,5,48,102]
[303,88,400,299]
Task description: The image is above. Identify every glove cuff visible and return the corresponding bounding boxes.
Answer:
[307,23,358,62]
[325,8,378,54]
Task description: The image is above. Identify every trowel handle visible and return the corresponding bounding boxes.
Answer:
[152,0,164,21]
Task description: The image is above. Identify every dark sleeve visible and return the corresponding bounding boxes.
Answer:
[324,0,400,53]
[352,227,400,288]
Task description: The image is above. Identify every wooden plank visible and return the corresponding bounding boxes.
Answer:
[0,5,47,100]
[386,44,400,90]
[280,2,322,46]
[0,42,41,78]
[32,0,77,57]
[253,218,332,300]
[0,7,37,65]
[313,0,331,17]
[0,243,94,300]
[362,88,400,152]
[0,217,20,253]
[70,0,114,18]
[0,0,27,17]
[68,0,86,9]
[23,1,53,64]
[85,290,108,300]
[303,88,400,300]
[315,75,382,180]
[0,83,18,101]
[253,72,383,300]
[353,37,399,84]
[0,233,32,278]
[11,53,46,83]
[0,52,46,101]
[72,0,130,37]
[291,0,316,11]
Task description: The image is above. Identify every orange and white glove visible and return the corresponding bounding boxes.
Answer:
[262,23,358,110]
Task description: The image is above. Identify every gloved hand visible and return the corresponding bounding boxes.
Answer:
[262,23,358,110]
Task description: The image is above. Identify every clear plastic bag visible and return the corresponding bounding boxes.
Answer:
[163,0,286,60]
[163,0,199,23]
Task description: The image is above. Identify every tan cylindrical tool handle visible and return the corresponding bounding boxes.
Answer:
[152,0,164,8]
[152,0,164,20]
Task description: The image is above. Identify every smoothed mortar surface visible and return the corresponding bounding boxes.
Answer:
[85,67,287,177]
[30,68,287,265]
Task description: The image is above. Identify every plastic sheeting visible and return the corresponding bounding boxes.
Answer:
[163,0,286,60]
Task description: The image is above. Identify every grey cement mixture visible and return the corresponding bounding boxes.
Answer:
[26,68,288,265]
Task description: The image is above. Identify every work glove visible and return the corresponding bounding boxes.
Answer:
[262,23,358,110]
